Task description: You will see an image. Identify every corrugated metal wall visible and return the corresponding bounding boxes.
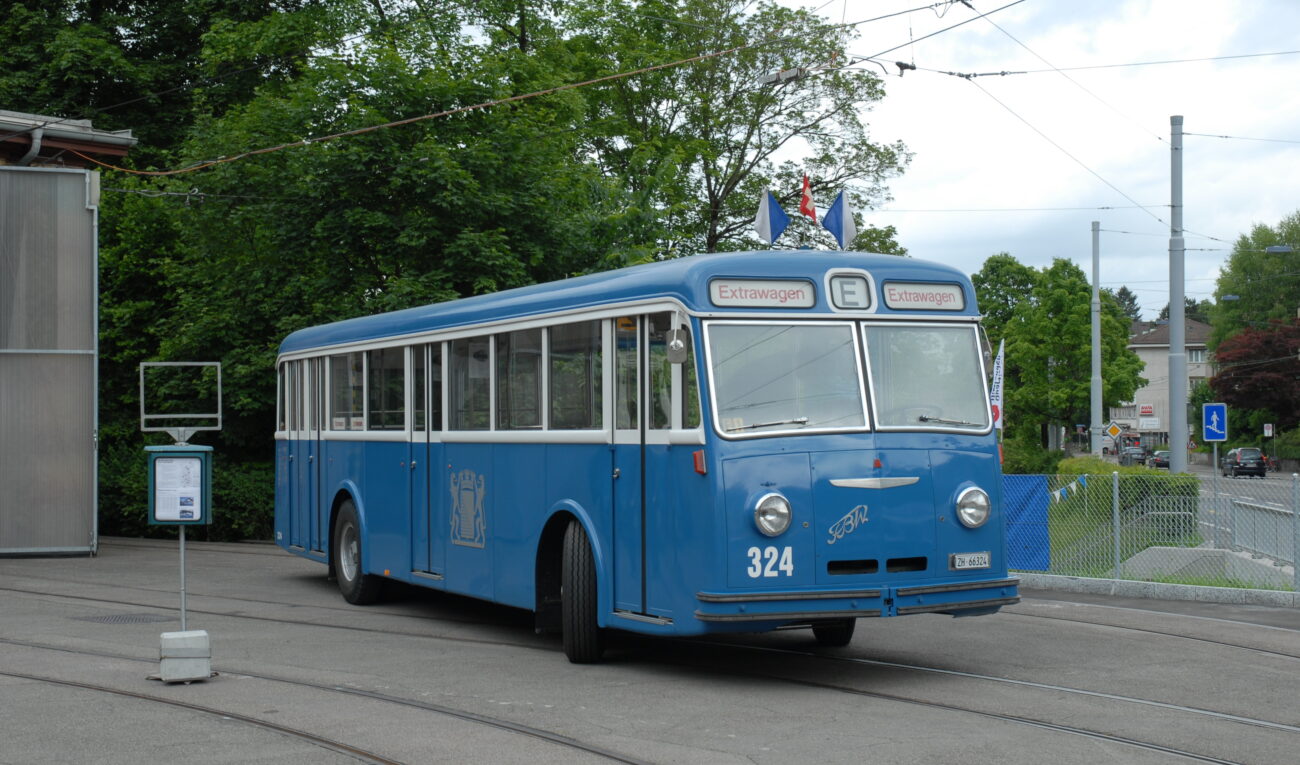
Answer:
[0,167,97,555]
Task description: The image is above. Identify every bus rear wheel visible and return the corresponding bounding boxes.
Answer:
[561,520,604,663]
[812,618,856,647]
[334,500,382,605]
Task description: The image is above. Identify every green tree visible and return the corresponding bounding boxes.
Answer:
[1158,296,1212,324]
[1211,210,1300,347]
[567,0,910,256]
[971,252,1039,346]
[0,1,316,165]
[1112,285,1141,321]
[73,0,917,539]
[1209,319,1300,430]
[1000,258,1144,440]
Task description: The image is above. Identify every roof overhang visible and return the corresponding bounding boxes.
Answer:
[0,109,136,168]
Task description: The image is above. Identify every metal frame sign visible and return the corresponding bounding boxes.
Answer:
[708,278,815,308]
[147,445,213,525]
[881,282,965,311]
[1202,403,1228,442]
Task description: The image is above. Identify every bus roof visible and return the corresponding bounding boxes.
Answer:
[279,250,977,355]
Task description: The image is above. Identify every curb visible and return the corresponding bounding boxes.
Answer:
[1015,572,1299,608]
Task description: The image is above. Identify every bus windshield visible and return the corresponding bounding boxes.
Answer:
[863,323,989,430]
[707,322,866,434]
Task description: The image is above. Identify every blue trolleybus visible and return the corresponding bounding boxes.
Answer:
[275,250,1019,662]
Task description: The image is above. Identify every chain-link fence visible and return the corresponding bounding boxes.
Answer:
[1005,473,1299,592]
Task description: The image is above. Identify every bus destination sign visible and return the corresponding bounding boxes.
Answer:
[882,282,965,311]
[709,278,815,308]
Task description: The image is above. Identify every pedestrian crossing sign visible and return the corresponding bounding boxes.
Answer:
[1202,403,1228,442]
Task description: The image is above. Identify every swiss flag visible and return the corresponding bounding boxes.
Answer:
[799,174,816,221]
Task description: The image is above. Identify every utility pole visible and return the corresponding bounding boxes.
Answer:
[1091,221,1103,456]
[1169,116,1188,473]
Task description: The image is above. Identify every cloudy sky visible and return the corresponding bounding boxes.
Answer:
[803,0,1300,318]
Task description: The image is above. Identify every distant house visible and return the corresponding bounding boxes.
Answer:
[1108,318,1213,448]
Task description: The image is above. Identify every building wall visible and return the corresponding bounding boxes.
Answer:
[0,167,98,554]
[1110,339,1213,448]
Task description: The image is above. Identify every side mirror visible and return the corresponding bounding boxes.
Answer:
[665,329,690,364]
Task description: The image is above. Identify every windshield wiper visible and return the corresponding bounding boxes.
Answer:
[729,417,809,432]
[918,415,980,427]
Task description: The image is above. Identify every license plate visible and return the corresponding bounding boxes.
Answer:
[951,551,990,570]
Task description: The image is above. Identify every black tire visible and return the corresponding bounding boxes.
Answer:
[812,618,856,647]
[333,500,382,605]
[561,520,604,663]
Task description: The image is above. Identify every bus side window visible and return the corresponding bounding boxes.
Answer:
[330,353,364,430]
[615,317,638,430]
[550,320,602,429]
[497,328,542,429]
[276,363,287,432]
[648,313,700,430]
[450,337,491,430]
[366,347,405,430]
[292,361,304,432]
[413,343,444,432]
[682,335,700,429]
[649,313,672,430]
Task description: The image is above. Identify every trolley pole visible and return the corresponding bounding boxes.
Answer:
[1168,116,1188,474]
[1090,221,1103,456]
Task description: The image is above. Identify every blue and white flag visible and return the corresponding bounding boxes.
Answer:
[754,190,790,245]
[990,339,1005,431]
[821,190,857,249]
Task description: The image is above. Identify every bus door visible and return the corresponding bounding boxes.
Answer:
[612,316,645,612]
[286,360,309,550]
[411,343,446,578]
[612,312,679,616]
[305,358,325,553]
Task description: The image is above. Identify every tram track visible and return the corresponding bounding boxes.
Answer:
[1,632,1278,765]
[0,637,652,765]
[698,641,1300,734]
[654,641,1292,765]
[8,578,1297,666]
[761,672,1245,765]
[1000,599,1300,660]
[4,584,1297,763]
[0,667,401,765]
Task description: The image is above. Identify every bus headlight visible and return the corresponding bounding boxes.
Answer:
[754,493,792,537]
[955,487,990,528]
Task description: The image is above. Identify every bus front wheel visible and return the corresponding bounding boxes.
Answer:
[812,618,856,647]
[334,500,382,605]
[561,520,604,663]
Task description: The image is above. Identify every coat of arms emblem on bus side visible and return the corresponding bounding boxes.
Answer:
[449,468,486,548]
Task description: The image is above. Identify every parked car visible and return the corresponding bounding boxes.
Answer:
[1221,447,1266,478]
[1120,446,1147,466]
[1151,450,1170,469]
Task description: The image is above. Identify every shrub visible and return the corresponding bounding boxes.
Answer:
[1002,433,1065,474]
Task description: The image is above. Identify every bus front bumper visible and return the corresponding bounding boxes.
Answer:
[693,577,1020,623]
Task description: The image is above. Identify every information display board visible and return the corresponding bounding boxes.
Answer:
[146,445,213,526]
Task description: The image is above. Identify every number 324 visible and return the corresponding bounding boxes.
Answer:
[746,546,793,577]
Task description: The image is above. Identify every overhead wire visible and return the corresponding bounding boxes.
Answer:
[962,77,1168,227]
[876,204,1159,213]
[1184,132,1300,145]
[968,10,1167,146]
[908,49,1300,79]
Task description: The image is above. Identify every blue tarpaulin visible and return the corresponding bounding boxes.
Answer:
[1004,475,1051,571]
